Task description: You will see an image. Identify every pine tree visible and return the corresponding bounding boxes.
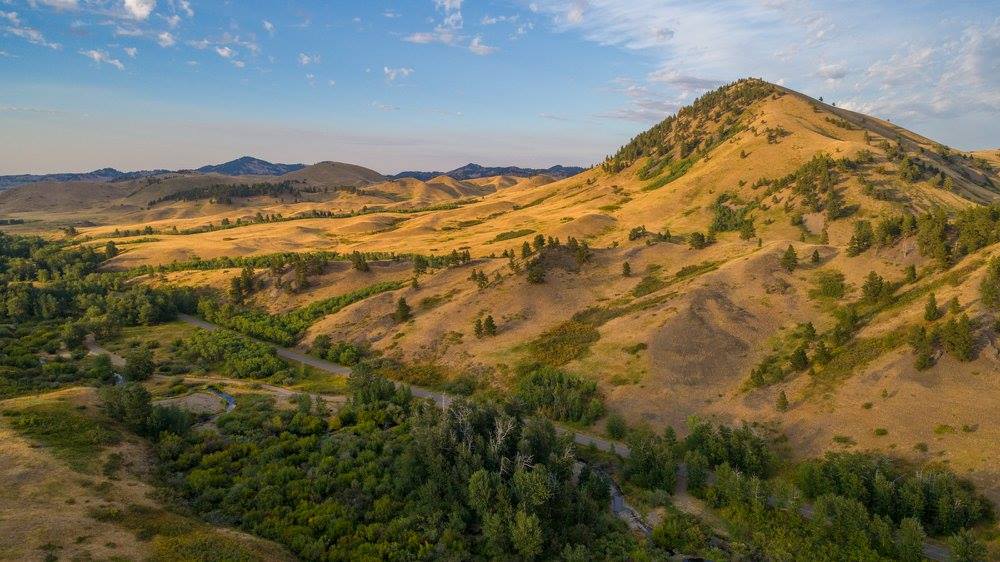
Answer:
[780,244,798,272]
[104,241,118,258]
[924,293,941,321]
[905,264,917,283]
[393,297,412,323]
[474,317,484,338]
[483,315,497,336]
[622,262,631,277]
[981,257,1000,310]
[811,249,820,263]
[521,241,533,258]
[776,390,789,412]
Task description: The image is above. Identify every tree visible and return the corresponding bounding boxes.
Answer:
[905,264,917,283]
[412,254,429,275]
[780,245,798,272]
[351,251,370,272]
[789,346,808,370]
[811,249,821,263]
[474,317,484,338]
[940,314,975,361]
[895,518,925,562]
[862,271,887,302]
[776,390,789,412]
[622,261,631,277]
[393,297,412,323]
[526,259,545,284]
[948,529,988,562]
[483,315,497,336]
[924,293,942,321]
[104,241,118,258]
[510,510,543,560]
[521,241,533,258]
[122,348,154,381]
[102,382,152,433]
[606,413,627,439]
[847,220,874,256]
[980,257,1000,310]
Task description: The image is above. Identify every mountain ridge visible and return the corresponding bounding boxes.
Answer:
[390,163,586,181]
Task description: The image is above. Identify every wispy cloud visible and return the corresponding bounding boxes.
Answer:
[383,66,413,82]
[80,48,124,70]
[298,52,319,66]
[468,36,497,55]
[124,46,137,57]
[3,11,61,49]
[262,20,274,35]
[371,101,399,111]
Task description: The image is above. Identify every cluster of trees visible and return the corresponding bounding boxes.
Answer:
[102,382,191,439]
[148,181,299,205]
[518,236,593,285]
[198,281,404,346]
[156,370,647,560]
[310,335,369,366]
[513,364,605,424]
[709,193,756,236]
[909,305,976,368]
[473,315,497,338]
[749,321,823,387]
[180,328,289,380]
[794,452,992,537]
[602,78,775,174]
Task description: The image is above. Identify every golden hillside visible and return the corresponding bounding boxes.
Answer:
[7,78,1000,503]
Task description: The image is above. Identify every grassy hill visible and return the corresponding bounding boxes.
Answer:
[6,77,1000,508]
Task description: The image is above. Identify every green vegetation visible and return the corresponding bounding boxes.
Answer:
[198,281,404,346]
[492,228,535,242]
[149,180,298,205]
[181,328,290,381]
[514,364,604,424]
[157,371,642,560]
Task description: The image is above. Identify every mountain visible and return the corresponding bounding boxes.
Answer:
[194,156,305,176]
[389,163,586,181]
[0,167,170,190]
[0,156,305,191]
[279,161,385,186]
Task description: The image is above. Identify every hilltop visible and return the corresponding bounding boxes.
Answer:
[390,162,586,181]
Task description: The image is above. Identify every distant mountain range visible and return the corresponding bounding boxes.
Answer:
[0,158,585,191]
[389,163,586,181]
[0,156,305,190]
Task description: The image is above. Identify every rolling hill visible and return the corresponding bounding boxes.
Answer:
[6,78,1000,508]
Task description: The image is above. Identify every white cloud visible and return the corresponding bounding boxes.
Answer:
[124,46,137,57]
[305,73,315,86]
[371,101,399,111]
[187,38,209,49]
[123,0,156,20]
[298,52,319,65]
[231,60,245,68]
[177,0,193,17]
[328,79,336,87]
[262,20,274,34]
[0,11,20,25]
[383,9,400,18]
[817,62,848,81]
[468,36,497,55]
[164,13,180,27]
[482,14,518,25]
[80,48,124,70]
[35,0,78,10]
[404,0,463,46]
[214,45,233,58]
[383,66,413,81]
[156,31,174,47]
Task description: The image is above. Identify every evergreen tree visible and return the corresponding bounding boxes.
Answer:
[780,244,798,272]
[905,264,917,283]
[393,297,412,323]
[924,293,941,321]
[776,390,789,412]
[104,241,118,258]
[483,315,497,336]
[622,261,631,277]
[521,241,533,258]
[474,318,484,338]
[811,249,821,263]
[986,258,1000,310]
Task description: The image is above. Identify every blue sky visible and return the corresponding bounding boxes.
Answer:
[1,1,998,174]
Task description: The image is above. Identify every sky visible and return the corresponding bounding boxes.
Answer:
[1,1,998,175]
